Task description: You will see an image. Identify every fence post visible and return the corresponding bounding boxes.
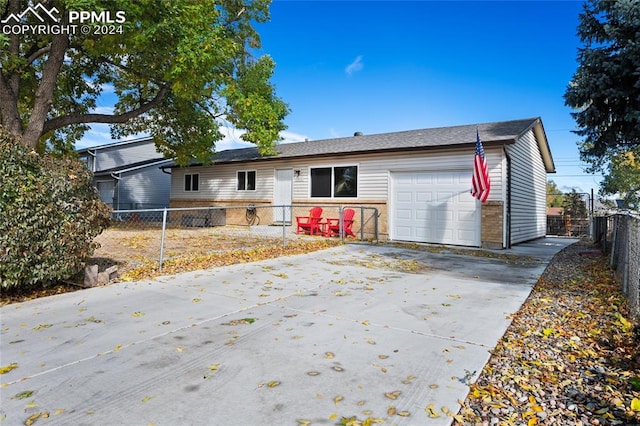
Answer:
[282,205,287,247]
[610,215,618,267]
[159,207,168,272]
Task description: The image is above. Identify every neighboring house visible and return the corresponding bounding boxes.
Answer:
[166,117,555,248]
[547,207,564,216]
[77,138,172,210]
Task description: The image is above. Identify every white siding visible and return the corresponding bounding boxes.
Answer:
[171,162,277,202]
[506,130,547,244]
[95,140,163,171]
[171,147,506,203]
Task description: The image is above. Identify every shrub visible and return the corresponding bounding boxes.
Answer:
[0,131,112,290]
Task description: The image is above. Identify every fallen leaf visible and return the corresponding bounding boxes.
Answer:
[0,363,18,374]
[387,406,396,416]
[334,395,344,406]
[131,312,145,317]
[425,403,440,418]
[325,352,335,359]
[267,380,280,387]
[32,324,53,330]
[397,411,410,417]
[384,390,401,400]
[13,390,33,399]
[24,412,41,426]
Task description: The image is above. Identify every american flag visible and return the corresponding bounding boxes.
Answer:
[471,128,490,203]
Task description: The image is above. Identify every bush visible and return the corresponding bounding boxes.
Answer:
[0,131,112,290]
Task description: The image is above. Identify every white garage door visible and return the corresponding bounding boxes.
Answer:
[391,171,480,246]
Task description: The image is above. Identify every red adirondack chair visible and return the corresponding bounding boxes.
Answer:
[324,208,356,238]
[296,207,323,235]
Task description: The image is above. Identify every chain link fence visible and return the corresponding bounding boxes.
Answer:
[92,204,378,276]
[595,213,640,317]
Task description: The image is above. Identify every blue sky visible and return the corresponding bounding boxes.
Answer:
[81,0,599,194]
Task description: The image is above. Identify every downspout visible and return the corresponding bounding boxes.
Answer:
[87,149,97,172]
[504,147,512,249]
[111,172,121,210]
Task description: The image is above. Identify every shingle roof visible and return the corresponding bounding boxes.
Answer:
[207,117,543,164]
[93,158,173,176]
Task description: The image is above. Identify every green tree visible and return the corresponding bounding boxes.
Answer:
[0,0,289,164]
[563,0,640,172]
[546,180,565,208]
[600,148,640,209]
[562,189,588,218]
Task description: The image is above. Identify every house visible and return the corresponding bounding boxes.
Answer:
[166,117,555,248]
[77,138,172,210]
[547,207,564,216]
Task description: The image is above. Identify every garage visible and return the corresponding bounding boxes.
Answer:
[390,171,481,246]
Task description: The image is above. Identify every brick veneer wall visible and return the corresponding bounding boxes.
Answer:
[481,201,504,249]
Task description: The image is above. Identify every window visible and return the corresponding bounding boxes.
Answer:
[237,170,256,191]
[184,173,199,192]
[310,166,357,198]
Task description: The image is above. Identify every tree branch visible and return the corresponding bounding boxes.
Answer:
[25,46,51,66]
[42,84,171,134]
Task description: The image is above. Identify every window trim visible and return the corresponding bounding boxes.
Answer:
[184,173,200,192]
[309,164,358,199]
[237,170,257,192]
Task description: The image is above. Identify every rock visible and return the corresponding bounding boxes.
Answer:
[84,264,118,287]
[84,264,99,287]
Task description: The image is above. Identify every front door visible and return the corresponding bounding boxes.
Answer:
[273,169,293,223]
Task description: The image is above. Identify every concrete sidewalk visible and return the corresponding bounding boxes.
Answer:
[0,238,576,425]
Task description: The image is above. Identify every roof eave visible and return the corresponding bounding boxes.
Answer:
[163,140,517,169]
[530,119,556,173]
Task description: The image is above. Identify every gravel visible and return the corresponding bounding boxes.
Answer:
[454,240,640,425]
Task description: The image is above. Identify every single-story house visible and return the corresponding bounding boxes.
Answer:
[77,138,172,210]
[166,117,555,248]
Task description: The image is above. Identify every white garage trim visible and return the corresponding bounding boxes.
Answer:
[390,170,481,247]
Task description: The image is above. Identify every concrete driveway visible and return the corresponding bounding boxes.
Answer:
[0,238,576,425]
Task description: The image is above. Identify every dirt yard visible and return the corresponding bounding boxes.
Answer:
[91,224,328,278]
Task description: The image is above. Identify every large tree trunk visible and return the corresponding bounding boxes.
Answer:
[0,0,24,139]
[20,34,69,149]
